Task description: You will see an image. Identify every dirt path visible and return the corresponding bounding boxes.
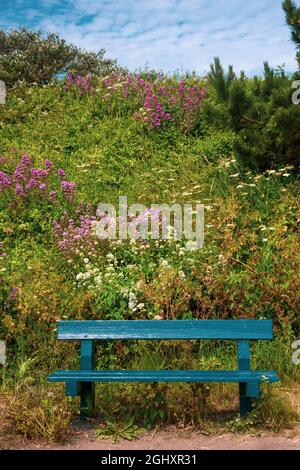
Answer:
[13,425,300,451]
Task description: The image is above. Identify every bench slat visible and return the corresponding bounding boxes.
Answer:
[48,369,279,383]
[57,320,273,340]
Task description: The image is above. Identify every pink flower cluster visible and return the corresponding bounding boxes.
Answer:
[0,153,76,203]
[123,207,167,238]
[135,90,172,128]
[64,73,93,95]
[8,287,18,300]
[54,206,170,259]
[53,206,99,259]
[60,180,76,200]
[102,72,207,131]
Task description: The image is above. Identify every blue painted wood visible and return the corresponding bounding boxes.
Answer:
[80,340,95,370]
[80,382,94,419]
[48,319,279,419]
[80,340,95,419]
[48,369,279,383]
[238,341,250,369]
[246,383,260,398]
[66,382,80,397]
[57,320,273,341]
[238,340,252,415]
[239,386,252,416]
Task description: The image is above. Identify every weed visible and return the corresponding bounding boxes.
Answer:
[95,418,146,443]
[2,386,71,442]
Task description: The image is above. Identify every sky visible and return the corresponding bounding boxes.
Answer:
[0,0,299,75]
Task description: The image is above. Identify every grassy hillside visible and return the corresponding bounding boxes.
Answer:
[0,74,299,442]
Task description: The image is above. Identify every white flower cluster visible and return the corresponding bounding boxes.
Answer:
[75,254,115,288]
[72,231,199,318]
[75,262,103,287]
[128,291,145,313]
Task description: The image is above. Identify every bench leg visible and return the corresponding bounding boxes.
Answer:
[66,382,80,397]
[79,341,95,420]
[80,382,95,420]
[239,383,252,417]
[239,382,260,417]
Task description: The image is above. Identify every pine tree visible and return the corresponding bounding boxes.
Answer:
[283,0,300,68]
[203,59,300,170]
[202,2,300,171]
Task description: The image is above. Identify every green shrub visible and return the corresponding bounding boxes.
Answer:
[283,0,300,69]
[0,28,117,86]
[3,386,71,441]
[203,59,300,170]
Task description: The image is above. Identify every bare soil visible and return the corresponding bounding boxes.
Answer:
[8,423,300,451]
[2,386,299,450]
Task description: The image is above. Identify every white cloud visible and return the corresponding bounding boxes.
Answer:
[1,0,299,74]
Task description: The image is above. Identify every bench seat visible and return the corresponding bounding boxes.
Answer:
[48,369,279,384]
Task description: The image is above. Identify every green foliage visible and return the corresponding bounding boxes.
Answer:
[203,1,300,170]
[228,387,298,433]
[208,57,237,102]
[204,59,300,170]
[95,418,146,443]
[1,78,299,339]
[0,22,299,441]
[283,0,300,67]
[0,28,118,87]
[3,386,71,441]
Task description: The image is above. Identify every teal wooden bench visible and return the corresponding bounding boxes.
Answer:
[48,319,279,419]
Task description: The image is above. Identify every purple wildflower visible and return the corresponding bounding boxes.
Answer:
[8,287,18,301]
[49,190,57,201]
[57,168,66,178]
[21,154,31,166]
[61,180,76,200]
[15,183,25,197]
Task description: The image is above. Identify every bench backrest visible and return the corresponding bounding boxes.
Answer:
[57,320,273,341]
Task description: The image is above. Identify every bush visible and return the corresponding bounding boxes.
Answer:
[228,387,298,433]
[203,59,300,170]
[0,28,118,87]
[283,0,300,69]
[3,386,71,441]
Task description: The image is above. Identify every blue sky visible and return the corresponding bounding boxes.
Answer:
[0,0,299,75]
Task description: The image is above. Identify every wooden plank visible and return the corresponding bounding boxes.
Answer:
[79,340,95,419]
[48,369,279,383]
[238,341,250,370]
[66,381,80,397]
[246,382,260,398]
[238,340,252,415]
[57,320,273,341]
[80,340,95,370]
